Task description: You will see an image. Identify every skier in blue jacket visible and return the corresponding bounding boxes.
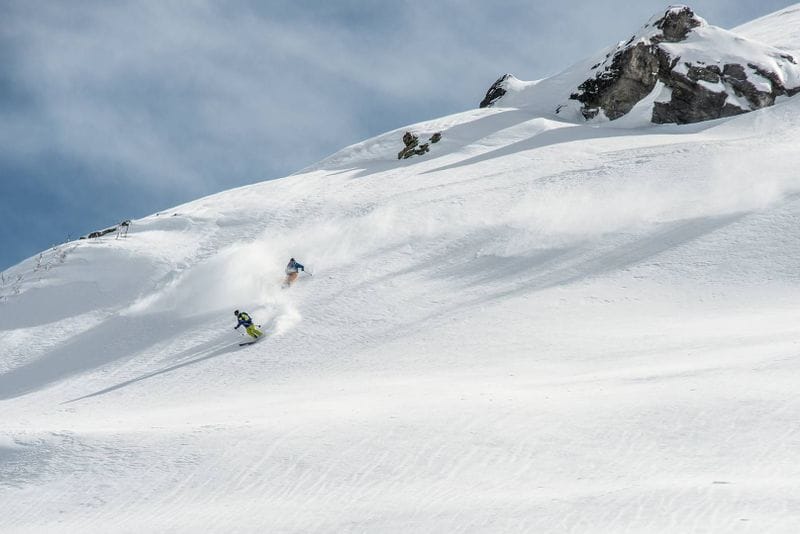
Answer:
[284,257,305,287]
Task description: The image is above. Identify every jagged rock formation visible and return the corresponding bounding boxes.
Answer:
[397,131,442,160]
[651,61,798,123]
[652,4,703,42]
[480,74,512,108]
[571,43,668,120]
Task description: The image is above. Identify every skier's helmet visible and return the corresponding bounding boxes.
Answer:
[290,257,295,262]
[234,310,239,316]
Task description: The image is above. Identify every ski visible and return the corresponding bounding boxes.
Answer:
[239,335,263,346]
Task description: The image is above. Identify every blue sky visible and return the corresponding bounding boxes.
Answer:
[0,0,793,270]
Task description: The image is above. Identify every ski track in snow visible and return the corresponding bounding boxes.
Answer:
[4,7,800,532]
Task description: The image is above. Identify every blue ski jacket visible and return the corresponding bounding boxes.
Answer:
[286,259,305,274]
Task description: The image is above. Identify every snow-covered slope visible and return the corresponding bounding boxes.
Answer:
[735,3,800,51]
[3,6,800,533]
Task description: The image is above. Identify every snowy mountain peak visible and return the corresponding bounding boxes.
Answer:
[482,4,800,125]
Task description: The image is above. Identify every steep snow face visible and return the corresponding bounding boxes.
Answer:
[735,2,800,51]
[483,5,800,125]
[4,7,800,534]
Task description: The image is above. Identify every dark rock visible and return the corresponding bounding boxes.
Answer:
[85,227,117,239]
[686,64,721,83]
[402,131,418,148]
[748,63,800,97]
[397,131,439,160]
[571,43,671,120]
[652,79,743,124]
[398,132,422,159]
[653,5,703,43]
[722,63,747,81]
[480,74,512,108]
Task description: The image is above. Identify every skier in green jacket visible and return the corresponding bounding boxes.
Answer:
[234,310,263,340]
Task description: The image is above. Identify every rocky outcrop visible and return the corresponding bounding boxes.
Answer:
[568,5,800,124]
[480,74,512,108]
[651,5,703,42]
[571,43,672,120]
[650,62,794,123]
[397,131,442,160]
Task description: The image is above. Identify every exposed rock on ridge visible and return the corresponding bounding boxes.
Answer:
[397,131,442,160]
[652,5,703,42]
[480,74,512,108]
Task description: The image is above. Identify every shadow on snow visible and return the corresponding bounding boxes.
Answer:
[62,338,248,404]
